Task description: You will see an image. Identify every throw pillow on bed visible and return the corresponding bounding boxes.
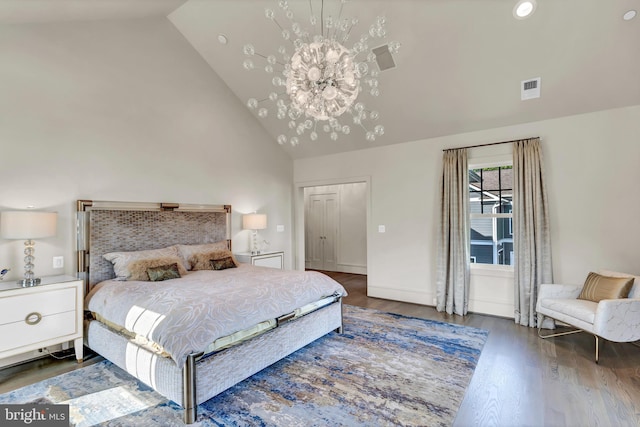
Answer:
[103,246,188,281]
[577,272,634,302]
[127,256,188,281]
[210,257,237,271]
[176,241,229,270]
[147,263,182,281]
[189,249,239,271]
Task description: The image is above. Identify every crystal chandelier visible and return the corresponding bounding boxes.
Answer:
[243,0,400,146]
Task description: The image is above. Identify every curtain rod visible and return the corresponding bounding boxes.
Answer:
[443,136,539,151]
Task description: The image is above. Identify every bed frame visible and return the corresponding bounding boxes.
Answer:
[76,200,343,424]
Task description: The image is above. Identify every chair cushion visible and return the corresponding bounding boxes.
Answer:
[538,298,598,325]
[577,272,634,302]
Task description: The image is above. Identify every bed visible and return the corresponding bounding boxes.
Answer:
[76,200,346,424]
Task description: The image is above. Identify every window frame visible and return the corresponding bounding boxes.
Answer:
[468,160,514,270]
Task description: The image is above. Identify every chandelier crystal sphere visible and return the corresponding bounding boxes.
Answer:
[243,0,400,146]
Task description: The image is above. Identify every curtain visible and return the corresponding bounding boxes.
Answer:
[513,138,553,327]
[436,148,470,316]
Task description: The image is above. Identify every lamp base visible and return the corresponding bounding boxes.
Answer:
[18,278,41,287]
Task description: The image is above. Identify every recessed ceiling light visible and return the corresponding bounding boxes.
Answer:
[217,34,228,45]
[514,0,536,19]
[623,10,637,21]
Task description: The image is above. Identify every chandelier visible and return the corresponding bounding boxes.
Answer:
[243,0,400,146]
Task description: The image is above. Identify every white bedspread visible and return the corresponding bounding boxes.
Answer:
[85,264,346,367]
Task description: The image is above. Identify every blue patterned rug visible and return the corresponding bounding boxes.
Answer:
[0,305,488,426]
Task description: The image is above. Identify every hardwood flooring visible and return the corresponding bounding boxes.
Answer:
[322,271,640,427]
[1,271,639,426]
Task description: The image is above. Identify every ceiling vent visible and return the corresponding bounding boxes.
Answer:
[372,44,396,71]
[521,77,541,100]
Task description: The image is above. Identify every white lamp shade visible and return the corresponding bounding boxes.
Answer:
[242,213,267,230]
[1,211,58,239]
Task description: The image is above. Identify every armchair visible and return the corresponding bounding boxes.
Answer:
[536,270,640,363]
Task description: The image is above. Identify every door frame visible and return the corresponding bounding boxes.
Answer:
[293,176,371,271]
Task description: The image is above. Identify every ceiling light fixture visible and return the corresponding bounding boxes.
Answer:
[623,10,637,21]
[242,0,400,146]
[514,0,536,19]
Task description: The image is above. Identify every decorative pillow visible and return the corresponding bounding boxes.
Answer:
[189,249,239,271]
[175,242,229,270]
[599,270,640,299]
[577,272,634,302]
[147,263,182,281]
[210,257,237,271]
[127,256,188,281]
[103,246,185,280]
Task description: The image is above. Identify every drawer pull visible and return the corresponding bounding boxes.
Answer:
[25,312,42,325]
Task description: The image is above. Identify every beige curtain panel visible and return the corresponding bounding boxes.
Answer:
[513,138,553,327]
[436,148,470,316]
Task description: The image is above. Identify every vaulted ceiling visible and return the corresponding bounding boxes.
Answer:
[2,0,639,159]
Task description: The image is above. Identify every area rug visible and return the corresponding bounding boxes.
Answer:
[0,305,488,426]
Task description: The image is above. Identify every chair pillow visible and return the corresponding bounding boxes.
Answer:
[577,272,634,302]
[599,270,640,299]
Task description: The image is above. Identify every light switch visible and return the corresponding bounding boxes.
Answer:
[378,225,386,233]
[276,225,285,232]
[53,256,64,269]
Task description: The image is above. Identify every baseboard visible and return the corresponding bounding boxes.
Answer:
[367,286,433,306]
[336,264,367,275]
[468,299,514,319]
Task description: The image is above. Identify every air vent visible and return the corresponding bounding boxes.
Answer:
[372,44,396,71]
[521,77,541,100]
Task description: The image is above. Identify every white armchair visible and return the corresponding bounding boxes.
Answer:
[536,270,640,363]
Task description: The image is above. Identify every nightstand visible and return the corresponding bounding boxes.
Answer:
[235,251,284,269]
[0,275,84,363]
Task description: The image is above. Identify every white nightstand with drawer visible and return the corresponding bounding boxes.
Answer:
[0,275,83,363]
[235,251,284,269]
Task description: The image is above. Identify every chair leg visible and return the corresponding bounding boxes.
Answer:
[537,322,606,363]
[538,327,583,339]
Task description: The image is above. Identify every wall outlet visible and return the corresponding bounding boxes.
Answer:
[378,225,386,233]
[276,225,285,232]
[53,256,64,269]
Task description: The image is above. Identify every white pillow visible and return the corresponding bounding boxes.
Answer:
[599,270,640,299]
[104,246,184,280]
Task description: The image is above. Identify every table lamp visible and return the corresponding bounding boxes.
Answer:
[1,210,57,286]
[242,213,267,255]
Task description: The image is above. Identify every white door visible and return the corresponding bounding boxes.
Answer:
[306,193,338,271]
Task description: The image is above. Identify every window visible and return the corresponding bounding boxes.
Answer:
[469,165,513,266]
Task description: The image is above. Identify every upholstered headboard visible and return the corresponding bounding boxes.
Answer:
[77,200,231,290]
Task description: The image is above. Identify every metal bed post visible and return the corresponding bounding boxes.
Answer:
[183,352,203,424]
[336,297,344,334]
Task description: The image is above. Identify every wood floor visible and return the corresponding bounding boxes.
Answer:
[1,271,639,426]
[324,271,640,427]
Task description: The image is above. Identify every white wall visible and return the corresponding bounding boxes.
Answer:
[0,17,294,281]
[294,105,640,318]
[304,183,367,274]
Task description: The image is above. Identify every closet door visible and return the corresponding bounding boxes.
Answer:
[307,193,338,271]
